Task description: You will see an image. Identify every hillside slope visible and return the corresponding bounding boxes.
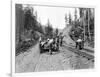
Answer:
[62,25,75,46]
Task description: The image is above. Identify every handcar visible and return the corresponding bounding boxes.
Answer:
[39,38,59,54]
[39,41,49,53]
[51,41,59,52]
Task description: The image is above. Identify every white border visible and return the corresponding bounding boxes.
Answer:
[11,0,15,76]
[12,0,95,8]
[11,0,96,77]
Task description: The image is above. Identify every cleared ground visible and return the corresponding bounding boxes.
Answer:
[15,25,94,73]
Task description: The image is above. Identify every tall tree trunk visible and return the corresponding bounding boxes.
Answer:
[88,9,91,41]
[83,10,85,42]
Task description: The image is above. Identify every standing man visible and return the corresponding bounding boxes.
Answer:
[76,36,82,50]
[60,35,64,46]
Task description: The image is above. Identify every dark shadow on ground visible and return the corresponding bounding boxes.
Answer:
[40,50,60,55]
[83,48,94,53]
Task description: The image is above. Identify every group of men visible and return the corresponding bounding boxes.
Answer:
[39,33,84,55]
[39,34,64,54]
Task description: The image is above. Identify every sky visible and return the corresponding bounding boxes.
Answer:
[23,5,79,29]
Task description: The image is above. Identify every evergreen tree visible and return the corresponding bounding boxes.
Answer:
[45,19,53,39]
[65,13,68,26]
[68,12,72,24]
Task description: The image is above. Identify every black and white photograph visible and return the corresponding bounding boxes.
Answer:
[15,4,94,73]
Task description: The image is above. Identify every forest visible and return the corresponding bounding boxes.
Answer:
[65,8,94,48]
[16,4,55,55]
[15,4,94,56]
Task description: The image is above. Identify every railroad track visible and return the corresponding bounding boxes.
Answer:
[63,45,94,62]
